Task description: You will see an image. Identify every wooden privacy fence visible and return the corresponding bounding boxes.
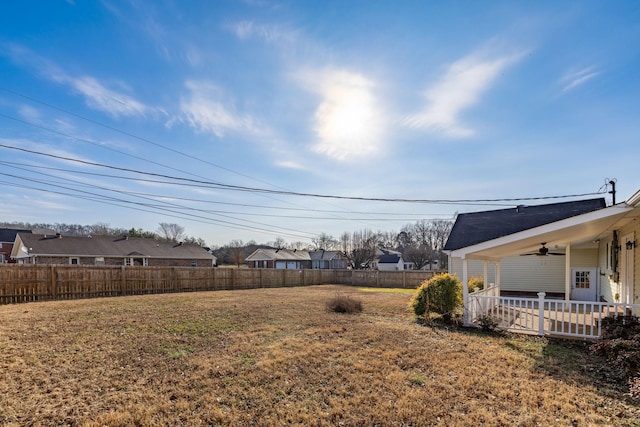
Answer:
[0,265,437,304]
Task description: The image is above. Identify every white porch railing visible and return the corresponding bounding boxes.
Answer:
[467,290,640,339]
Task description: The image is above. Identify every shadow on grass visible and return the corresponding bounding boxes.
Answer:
[419,318,639,408]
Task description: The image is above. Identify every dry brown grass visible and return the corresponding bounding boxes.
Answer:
[0,285,638,426]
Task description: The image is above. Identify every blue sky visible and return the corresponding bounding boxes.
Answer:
[1,0,639,247]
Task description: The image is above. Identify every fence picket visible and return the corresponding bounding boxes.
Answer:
[0,266,437,305]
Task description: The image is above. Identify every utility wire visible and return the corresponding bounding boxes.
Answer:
[0,143,606,205]
[0,161,456,215]
[0,175,315,240]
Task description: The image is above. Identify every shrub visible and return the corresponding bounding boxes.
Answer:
[478,314,499,332]
[409,273,462,323]
[326,294,363,314]
[468,276,484,293]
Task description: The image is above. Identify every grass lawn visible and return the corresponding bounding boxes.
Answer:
[0,285,638,426]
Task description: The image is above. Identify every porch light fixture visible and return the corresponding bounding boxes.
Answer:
[626,240,637,250]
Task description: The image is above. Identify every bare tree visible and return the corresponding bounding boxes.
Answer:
[228,239,245,267]
[157,223,186,242]
[312,233,338,250]
[404,245,431,270]
[89,223,114,236]
[340,229,378,269]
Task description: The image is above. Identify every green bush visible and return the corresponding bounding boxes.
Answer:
[409,273,462,323]
[468,276,484,293]
[326,294,363,314]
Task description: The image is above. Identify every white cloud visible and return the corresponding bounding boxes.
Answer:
[180,80,260,138]
[227,20,298,44]
[560,66,599,92]
[4,44,150,118]
[64,76,148,117]
[298,69,385,161]
[402,49,523,138]
[276,160,305,170]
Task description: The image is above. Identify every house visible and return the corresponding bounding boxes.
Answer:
[11,233,216,267]
[444,198,607,297]
[404,259,439,271]
[245,248,312,269]
[309,250,348,269]
[377,253,404,271]
[0,228,31,264]
[447,191,640,337]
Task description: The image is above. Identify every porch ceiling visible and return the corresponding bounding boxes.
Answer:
[450,204,637,261]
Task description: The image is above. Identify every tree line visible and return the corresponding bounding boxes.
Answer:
[1,219,453,270]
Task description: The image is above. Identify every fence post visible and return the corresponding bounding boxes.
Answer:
[50,265,56,301]
[537,292,546,336]
[120,265,126,296]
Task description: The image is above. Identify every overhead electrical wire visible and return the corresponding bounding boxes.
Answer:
[0,110,390,229]
[0,175,315,240]
[0,161,453,216]
[0,143,606,205]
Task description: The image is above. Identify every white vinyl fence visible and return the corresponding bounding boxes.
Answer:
[467,287,640,339]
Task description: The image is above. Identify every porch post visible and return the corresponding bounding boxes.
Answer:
[495,261,501,289]
[462,258,469,326]
[537,292,546,336]
[483,260,488,289]
[565,243,571,301]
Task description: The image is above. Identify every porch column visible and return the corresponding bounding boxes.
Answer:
[462,258,469,325]
[564,243,571,301]
[483,260,489,288]
[495,261,501,289]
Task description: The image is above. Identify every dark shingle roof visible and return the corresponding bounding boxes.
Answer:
[378,254,401,263]
[17,233,214,260]
[309,250,342,261]
[0,228,31,243]
[443,198,607,251]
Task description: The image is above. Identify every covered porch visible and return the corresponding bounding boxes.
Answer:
[450,201,640,339]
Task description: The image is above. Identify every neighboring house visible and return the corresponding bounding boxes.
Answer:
[404,260,439,271]
[377,253,404,271]
[444,198,607,297]
[444,193,640,306]
[309,250,348,269]
[245,248,312,269]
[11,233,216,267]
[370,248,403,270]
[0,228,31,264]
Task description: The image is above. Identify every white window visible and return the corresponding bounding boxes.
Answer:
[95,257,105,265]
[124,257,147,266]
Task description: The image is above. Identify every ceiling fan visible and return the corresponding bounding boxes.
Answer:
[521,243,564,256]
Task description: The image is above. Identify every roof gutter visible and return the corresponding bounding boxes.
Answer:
[450,203,633,261]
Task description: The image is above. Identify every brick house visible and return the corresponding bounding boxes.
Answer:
[245,248,312,269]
[11,233,216,267]
[0,228,31,264]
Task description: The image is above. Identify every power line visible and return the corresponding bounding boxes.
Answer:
[0,143,606,205]
[0,176,315,240]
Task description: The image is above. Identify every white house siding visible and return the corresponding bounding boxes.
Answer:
[377,260,404,271]
[451,248,598,295]
[595,222,640,304]
[449,258,497,284]
[448,256,556,294]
